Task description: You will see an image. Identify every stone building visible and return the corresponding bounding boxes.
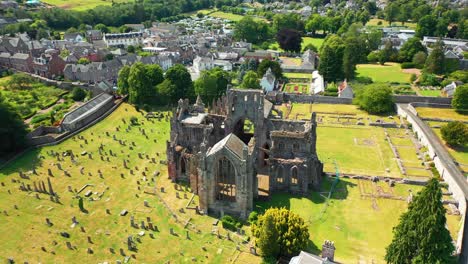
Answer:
[166,88,323,219]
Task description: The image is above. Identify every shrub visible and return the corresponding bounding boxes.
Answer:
[221,215,241,231]
[354,83,394,114]
[71,87,86,101]
[419,73,440,86]
[410,74,417,83]
[30,113,50,124]
[441,121,468,147]
[401,62,416,69]
[248,211,258,224]
[355,76,373,84]
[452,84,468,114]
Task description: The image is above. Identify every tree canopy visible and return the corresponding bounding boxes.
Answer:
[385,178,455,264]
[194,68,230,105]
[234,16,270,44]
[318,35,345,83]
[0,100,28,158]
[424,41,446,74]
[252,208,309,258]
[241,71,260,89]
[452,84,468,114]
[355,84,394,114]
[399,37,426,62]
[257,59,282,79]
[276,28,302,53]
[441,121,468,147]
[165,64,195,102]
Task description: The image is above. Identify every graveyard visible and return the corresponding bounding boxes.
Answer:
[0,103,260,263]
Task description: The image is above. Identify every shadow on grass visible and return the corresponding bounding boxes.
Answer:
[0,148,43,177]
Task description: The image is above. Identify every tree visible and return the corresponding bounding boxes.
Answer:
[416,15,437,38]
[156,79,176,106]
[379,40,394,65]
[343,37,365,79]
[128,62,153,105]
[256,214,280,258]
[117,65,131,95]
[194,68,230,104]
[384,2,399,25]
[0,101,27,158]
[127,45,136,53]
[77,58,90,65]
[257,59,282,78]
[412,51,427,67]
[385,179,455,264]
[302,43,317,52]
[165,64,194,101]
[252,208,309,257]
[399,37,426,62]
[425,41,445,74]
[234,16,270,44]
[145,64,164,87]
[355,84,394,114]
[241,71,260,89]
[452,84,468,114]
[276,28,302,53]
[441,121,468,147]
[94,23,109,33]
[272,13,304,33]
[71,87,86,101]
[318,35,345,83]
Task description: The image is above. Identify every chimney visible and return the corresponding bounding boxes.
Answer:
[321,240,335,261]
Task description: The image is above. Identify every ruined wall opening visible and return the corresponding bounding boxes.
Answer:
[232,118,255,144]
[291,166,298,185]
[180,157,187,177]
[261,143,270,167]
[215,157,236,202]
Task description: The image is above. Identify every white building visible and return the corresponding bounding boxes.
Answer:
[311,71,324,94]
[193,56,232,73]
[103,32,143,48]
[260,68,276,92]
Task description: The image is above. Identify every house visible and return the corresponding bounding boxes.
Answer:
[232,41,253,52]
[32,50,66,78]
[9,53,33,72]
[442,81,462,97]
[103,32,143,48]
[193,56,232,73]
[302,49,318,69]
[338,79,354,98]
[422,37,467,49]
[0,52,11,68]
[86,30,103,42]
[289,241,336,264]
[63,33,85,43]
[243,50,273,61]
[260,68,276,92]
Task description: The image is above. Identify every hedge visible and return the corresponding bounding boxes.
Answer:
[221,215,242,231]
[400,62,416,69]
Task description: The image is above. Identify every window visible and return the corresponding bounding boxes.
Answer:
[291,167,298,185]
[293,143,299,152]
[278,142,284,150]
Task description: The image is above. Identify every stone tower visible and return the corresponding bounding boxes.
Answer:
[321,240,335,261]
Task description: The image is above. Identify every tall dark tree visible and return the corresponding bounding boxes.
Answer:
[128,62,153,104]
[318,35,345,82]
[276,28,302,53]
[234,16,270,44]
[165,64,194,101]
[156,79,176,106]
[425,41,446,74]
[256,214,280,258]
[384,2,399,25]
[343,36,366,79]
[385,179,455,264]
[117,65,131,95]
[416,15,438,38]
[0,100,28,158]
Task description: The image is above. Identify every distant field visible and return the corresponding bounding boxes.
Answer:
[207,11,265,22]
[256,176,458,263]
[41,0,129,10]
[269,37,325,51]
[356,63,411,83]
[417,107,468,122]
[366,18,417,29]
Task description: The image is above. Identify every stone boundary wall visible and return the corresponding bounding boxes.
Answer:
[394,95,452,104]
[27,126,63,146]
[397,104,467,257]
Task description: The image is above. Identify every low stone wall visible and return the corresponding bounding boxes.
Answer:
[393,95,452,104]
[26,126,64,146]
[397,104,467,256]
[283,93,353,104]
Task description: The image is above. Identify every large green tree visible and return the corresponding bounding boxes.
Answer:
[385,179,455,264]
[252,208,309,257]
[128,62,153,104]
[117,65,131,95]
[165,64,195,102]
[384,2,399,25]
[318,35,345,82]
[441,121,468,147]
[0,100,28,158]
[355,84,394,114]
[234,16,270,44]
[156,79,176,106]
[194,68,230,105]
[343,36,366,79]
[416,15,437,38]
[241,71,260,89]
[425,41,446,74]
[452,84,468,114]
[399,37,426,62]
[145,64,164,87]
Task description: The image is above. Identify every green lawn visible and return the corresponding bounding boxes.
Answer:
[0,104,259,263]
[255,177,448,263]
[41,0,130,11]
[208,11,265,22]
[284,72,312,80]
[269,37,325,51]
[417,108,468,122]
[356,63,411,83]
[419,89,442,97]
[366,18,417,29]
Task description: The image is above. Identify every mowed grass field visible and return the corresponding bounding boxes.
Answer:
[41,0,130,11]
[256,177,460,263]
[208,11,266,22]
[356,63,411,83]
[366,18,417,29]
[417,107,468,122]
[0,104,260,263]
[269,37,325,51]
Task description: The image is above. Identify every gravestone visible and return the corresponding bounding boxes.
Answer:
[106,209,111,214]
[66,241,73,250]
[170,228,174,235]
[160,187,165,193]
[48,169,53,176]
[130,216,135,227]
[45,218,52,226]
[250,247,257,255]
[87,236,92,244]
[186,231,190,240]
[144,200,149,207]
[81,226,86,233]
[176,192,180,199]
[184,193,188,199]
[140,221,146,230]
[148,222,154,231]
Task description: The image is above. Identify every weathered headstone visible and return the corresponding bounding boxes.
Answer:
[45,218,52,226]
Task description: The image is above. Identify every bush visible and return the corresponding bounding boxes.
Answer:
[71,87,86,101]
[355,76,373,84]
[30,113,50,124]
[248,211,258,224]
[452,84,468,114]
[419,73,440,86]
[410,74,417,83]
[441,121,468,147]
[221,215,241,231]
[400,62,416,69]
[355,83,394,114]
[130,116,139,125]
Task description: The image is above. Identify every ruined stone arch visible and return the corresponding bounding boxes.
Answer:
[290,166,298,185]
[214,155,237,202]
[277,164,285,183]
